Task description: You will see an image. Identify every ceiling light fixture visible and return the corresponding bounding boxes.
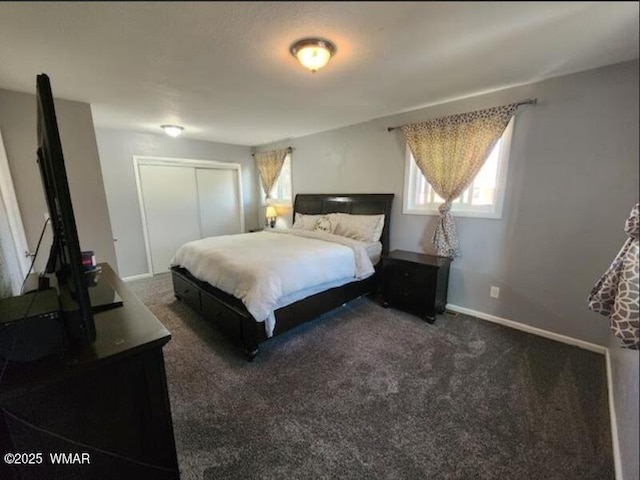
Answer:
[161,124,184,137]
[290,38,336,73]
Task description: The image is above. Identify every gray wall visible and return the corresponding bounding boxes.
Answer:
[256,60,639,347]
[257,61,640,478]
[0,88,117,272]
[95,128,257,278]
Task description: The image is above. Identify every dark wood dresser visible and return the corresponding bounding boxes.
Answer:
[380,250,452,323]
[0,264,179,480]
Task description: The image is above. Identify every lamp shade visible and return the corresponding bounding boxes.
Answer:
[265,206,277,218]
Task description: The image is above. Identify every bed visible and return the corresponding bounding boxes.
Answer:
[171,193,394,360]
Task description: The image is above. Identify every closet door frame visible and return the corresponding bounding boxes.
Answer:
[133,156,244,276]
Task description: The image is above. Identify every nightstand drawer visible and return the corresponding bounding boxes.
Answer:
[380,250,452,323]
[384,262,434,289]
[381,271,432,312]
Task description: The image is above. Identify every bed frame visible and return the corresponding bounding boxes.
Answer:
[171,193,394,360]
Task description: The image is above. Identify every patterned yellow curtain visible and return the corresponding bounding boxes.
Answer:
[401,104,518,257]
[253,148,290,201]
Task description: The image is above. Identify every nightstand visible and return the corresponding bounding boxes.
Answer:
[380,250,452,324]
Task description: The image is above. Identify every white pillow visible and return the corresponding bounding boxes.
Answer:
[327,213,385,243]
[292,213,324,231]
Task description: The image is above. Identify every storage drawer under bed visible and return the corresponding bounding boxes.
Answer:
[173,274,201,312]
[201,292,243,339]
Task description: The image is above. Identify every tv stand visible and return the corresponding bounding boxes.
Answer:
[0,263,179,480]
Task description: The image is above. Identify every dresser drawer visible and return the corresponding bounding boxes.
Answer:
[173,274,201,311]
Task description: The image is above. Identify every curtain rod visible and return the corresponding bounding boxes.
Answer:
[252,146,293,157]
[386,98,538,132]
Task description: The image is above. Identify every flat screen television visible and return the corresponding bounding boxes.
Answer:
[36,73,96,345]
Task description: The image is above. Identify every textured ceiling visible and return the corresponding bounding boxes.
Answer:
[0,2,637,146]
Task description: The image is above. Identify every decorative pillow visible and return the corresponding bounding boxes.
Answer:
[327,213,385,243]
[292,213,324,231]
[313,216,333,233]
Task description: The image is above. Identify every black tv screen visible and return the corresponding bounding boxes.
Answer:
[36,74,95,345]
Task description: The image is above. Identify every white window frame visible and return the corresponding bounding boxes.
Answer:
[259,153,292,207]
[402,118,514,219]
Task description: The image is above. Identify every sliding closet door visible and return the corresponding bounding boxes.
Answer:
[196,168,242,237]
[139,165,200,274]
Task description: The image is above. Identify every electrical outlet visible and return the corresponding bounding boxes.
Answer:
[490,286,500,299]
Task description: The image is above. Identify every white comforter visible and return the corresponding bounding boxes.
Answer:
[171,230,374,336]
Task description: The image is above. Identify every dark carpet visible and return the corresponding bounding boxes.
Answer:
[128,273,613,480]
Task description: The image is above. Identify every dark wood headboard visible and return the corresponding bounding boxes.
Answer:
[293,194,394,255]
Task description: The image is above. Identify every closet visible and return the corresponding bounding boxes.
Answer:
[135,157,244,275]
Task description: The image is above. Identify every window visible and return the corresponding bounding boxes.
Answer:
[260,153,292,205]
[403,118,514,219]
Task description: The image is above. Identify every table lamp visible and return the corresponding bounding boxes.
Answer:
[265,205,277,228]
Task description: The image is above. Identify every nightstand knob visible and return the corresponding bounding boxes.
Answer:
[403,272,410,277]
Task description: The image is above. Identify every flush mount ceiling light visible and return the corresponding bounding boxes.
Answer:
[290,38,336,73]
[161,124,184,137]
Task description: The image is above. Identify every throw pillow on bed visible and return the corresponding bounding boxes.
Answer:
[292,213,324,231]
[327,213,385,243]
[313,216,333,233]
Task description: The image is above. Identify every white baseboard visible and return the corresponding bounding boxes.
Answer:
[606,350,624,480]
[445,303,620,478]
[122,272,152,282]
[445,304,607,354]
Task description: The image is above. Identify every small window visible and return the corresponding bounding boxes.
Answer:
[402,118,514,219]
[260,153,292,206]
